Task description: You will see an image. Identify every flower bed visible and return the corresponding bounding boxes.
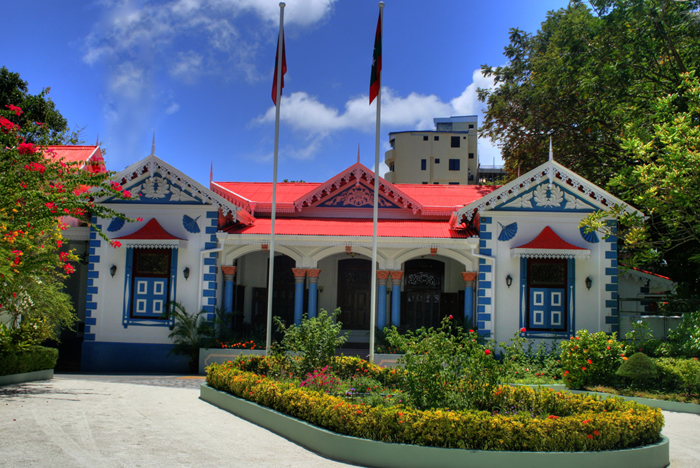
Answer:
[206,358,663,452]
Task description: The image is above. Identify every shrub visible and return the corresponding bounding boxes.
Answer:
[560,330,627,389]
[499,330,562,382]
[0,345,58,376]
[163,302,212,363]
[667,311,700,358]
[616,353,657,386]
[653,357,700,394]
[206,362,664,452]
[386,315,498,410]
[273,308,348,377]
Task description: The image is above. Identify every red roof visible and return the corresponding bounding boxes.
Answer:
[212,181,499,213]
[224,218,476,238]
[515,226,586,250]
[628,267,673,282]
[116,218,183,240]
[46,146,106,173]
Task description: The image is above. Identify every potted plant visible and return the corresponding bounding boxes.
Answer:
[164,302,212,374]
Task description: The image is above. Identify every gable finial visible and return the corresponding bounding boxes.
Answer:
[95,134,99,146]
[210,161,213,183]
[549,136,553,162]
[151,131,156,156]
[357,144,360,164]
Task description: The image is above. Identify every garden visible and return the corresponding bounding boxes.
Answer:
[201,309,700,455]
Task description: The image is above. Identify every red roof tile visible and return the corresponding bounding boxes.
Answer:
[515,226,586,250]
[224,218,475,238]
[46,145,106,173]
[116,218,183,240]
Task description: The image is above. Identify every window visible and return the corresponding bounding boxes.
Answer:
[434,136,439,141]
[451,136,460,148]
[469,124,474,129]
[468,153,475,159]
[389,163,395,172]
[525,258,571,332]
[390,138,395,149]
[449,159,460,171]
[130,249,173,320]
[435,159,440,164]
[123,247,178,327]
[421,159,427,171]
[433,182,439,185]
[449,182,459,185]
[423,135,429,141]
[422,182,428,184]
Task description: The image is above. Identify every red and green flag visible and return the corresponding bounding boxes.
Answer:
[369,12,382,104]
[272,33,287,106]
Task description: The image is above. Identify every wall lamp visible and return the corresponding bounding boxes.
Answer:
[183,267,190,280]
[505,274,513,288]
[585,276,593,290]
[110,265,117,278]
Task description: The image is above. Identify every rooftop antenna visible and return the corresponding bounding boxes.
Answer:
[150,131,156,156]
[357,144,360,163]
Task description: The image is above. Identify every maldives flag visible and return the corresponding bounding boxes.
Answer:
[272,33,287,105]
[369,12,382,104]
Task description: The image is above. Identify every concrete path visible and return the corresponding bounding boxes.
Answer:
[1,375,698,468]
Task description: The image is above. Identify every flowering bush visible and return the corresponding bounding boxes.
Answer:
[560,330,628,389]
[0,103,134,350]
[206,361,664,451]
[386,315,498,410]
[499,329,562,383]
[300,365,341,394]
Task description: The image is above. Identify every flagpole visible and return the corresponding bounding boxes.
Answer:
[369,1,384,364]
[266,2,285,354]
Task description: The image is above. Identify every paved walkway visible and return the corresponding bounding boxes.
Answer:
[1,375,698,468]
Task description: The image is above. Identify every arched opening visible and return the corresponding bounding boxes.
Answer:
[336,258,371,329]
[402,259,446,329]
[251,254,305,327]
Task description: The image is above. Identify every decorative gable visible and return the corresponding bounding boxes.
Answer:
[492,181,597,213]
[294,162,422,214]
[315,180,401,209]
[455,160,641,223]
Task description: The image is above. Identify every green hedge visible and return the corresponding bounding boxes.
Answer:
[206,361,663,452]
[0,346,58,377]
[654,357,700,394]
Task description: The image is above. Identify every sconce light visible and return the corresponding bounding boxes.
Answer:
[183,267,190,280]
[318,286,324,294]
[110,265,117,278]
[585,276,592,290]
[505,274,513,288]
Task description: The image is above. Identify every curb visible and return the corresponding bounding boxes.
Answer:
[0,369,54,387]
[200,384,670,468]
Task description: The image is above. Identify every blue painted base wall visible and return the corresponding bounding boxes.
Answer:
[81,341,190,373]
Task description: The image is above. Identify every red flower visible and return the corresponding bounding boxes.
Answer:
[18,142,38,155]
[564,370,569,374]
[485,349,491,355]
[448,315,453,320]
[6,104,22,116]
[111,241,122,248]
[593,430,600,436]
[469,329,474,333]
[582,419,591,424]
[136,217,143,222]
[0,117,16,134]
[547,415,559,419]
[581,367,586,371]
[587,359,592,364]
[587,434,593,439]
[123,190,131,197]
[520,327,526,332]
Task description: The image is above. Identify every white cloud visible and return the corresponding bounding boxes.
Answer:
[169,51,204,82]
[165,102,180,115]
[254,68,503,164]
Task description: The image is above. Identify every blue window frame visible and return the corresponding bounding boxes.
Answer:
[520,257,575,336]
[449,159,460,171]
[123,248,178,327]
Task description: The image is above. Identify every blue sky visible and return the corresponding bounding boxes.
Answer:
[4,0,568,185]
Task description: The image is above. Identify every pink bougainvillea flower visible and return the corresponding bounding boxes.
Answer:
[136,217,143,222]
[485,349,491,355]
[0,117,16,134]
[111,241,122,248]
[122,190,131,197]
[520,327,526,332]
[6,104,22,116]
[448,315,453,320]
[18,142,38,155]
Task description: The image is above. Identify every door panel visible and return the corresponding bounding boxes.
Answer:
[529,287,566,330]
[337,259,371,329]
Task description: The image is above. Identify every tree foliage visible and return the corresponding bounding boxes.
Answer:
[478,0,700,186]
[0,66,81,145]
[0,101,134,350]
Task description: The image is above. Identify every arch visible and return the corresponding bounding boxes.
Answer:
[222,244,304,266]
[309,245,387,269]
[393,248,476,270]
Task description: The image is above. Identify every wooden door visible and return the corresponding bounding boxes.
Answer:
[337,259,371,329]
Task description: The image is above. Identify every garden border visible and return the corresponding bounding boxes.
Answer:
[0,369,54,387]
[200,384,670,468]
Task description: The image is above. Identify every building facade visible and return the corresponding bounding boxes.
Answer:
[384,116,479,185]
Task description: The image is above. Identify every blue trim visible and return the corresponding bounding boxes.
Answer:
[206,211,218,218]
[204,258,217,265]
[479,240,487,248]
[477,305,485,313]
[478,321,486,329]
[203,274,217,282]
[205,226,218,234]
[492,183,596,213]
[89,240,101,248]
[605,251,618,259]
[87,287,98,294]
[606,300,618,308]
[203,289,216,297]
[478,289,486,297]
[203,305,215,313]
[477,313,491,321]
[208,281,217,289]
[204,242,217,250]
[478,273,486,281]
[478,265,492,273]
[605,316,619,324]
[480,231,492,240]
[481,217,492,224]
[85,318,96,325]
[480,248,492,256]
[84,333,95,341]
[479,259,486,265]
[479,281,492,289]
[606,284,618,292]
[478,297,491,305]
[86,302,97,310]
[519,257,575,335]
[88,271,99,279]
[88,255,100,263]
[122,247,177,328]
[81,342,189,373]
[207,297,217,305]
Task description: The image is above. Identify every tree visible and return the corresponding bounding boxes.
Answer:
[478,0,700,186]
[0,103,134,350]
[584,72,700,294]
[0,66,80,144]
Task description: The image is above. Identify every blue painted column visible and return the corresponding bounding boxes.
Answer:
[390,271,403,327]
[292,268,306,325]
[462,271,477,329]
[377,271,389,329]
[307,269,321,318]
[221,266,237,314]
